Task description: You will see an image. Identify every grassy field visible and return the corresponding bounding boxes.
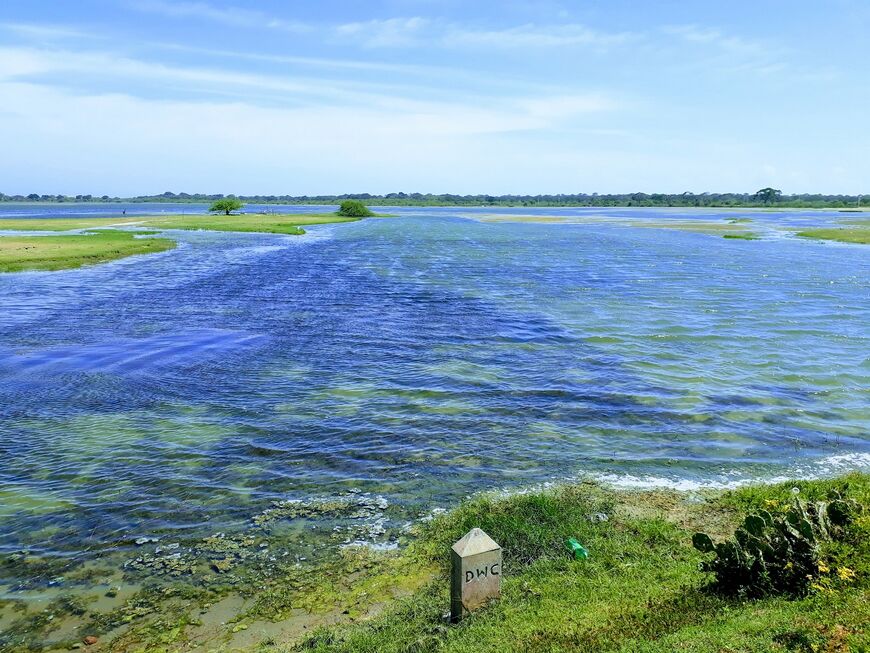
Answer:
[284,474,869,653]
[797,223,870,244]
[0,217,146,231]
[0,230,176,272]
[0,213,363,272]
[0,213,361,235]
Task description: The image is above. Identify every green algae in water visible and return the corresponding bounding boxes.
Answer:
[0,486,73,519]
[424,359,506,385]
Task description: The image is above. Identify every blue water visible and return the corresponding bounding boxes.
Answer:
[0,205,868,569]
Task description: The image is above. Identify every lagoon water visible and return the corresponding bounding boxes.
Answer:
[1,204,869,576]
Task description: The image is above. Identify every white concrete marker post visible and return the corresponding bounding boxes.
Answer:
[450,528,502,622]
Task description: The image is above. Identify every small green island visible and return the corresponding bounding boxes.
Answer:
[796,220,870,245]
[0,230,177,273]
[0,200,376,273]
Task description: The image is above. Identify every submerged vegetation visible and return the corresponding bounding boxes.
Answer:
[1,475,866,652]
[0,230,175,272]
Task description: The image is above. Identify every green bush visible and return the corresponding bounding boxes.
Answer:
[693,492,862,598]
[337,200,374,217]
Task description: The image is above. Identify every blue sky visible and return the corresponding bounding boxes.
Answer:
[1,0,868,196]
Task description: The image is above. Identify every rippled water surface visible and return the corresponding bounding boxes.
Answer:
[1,205,869,567]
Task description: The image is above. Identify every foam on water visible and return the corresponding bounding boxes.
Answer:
[592,452,870,492]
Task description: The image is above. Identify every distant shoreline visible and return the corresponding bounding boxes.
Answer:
[2,199,868,210]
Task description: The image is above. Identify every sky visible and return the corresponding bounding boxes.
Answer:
[0,0,868,196]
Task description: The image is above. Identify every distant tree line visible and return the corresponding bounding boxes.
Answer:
[1,189,867,208]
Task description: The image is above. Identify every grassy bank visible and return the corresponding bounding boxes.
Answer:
[292,474,869,653]
[0,213,363,272]
[0,474,866,652]
[0,231,175,272]
[797,222,870,245]
[0,213,361,236]
[144,213,361,235]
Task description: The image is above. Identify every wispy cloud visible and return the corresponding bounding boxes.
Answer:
[444,23,634,48]
[0,22,95,41]
[333,17,632,50]
[0,39,624,195]
[336,17,430,48]
[662,25,787,75]
[0,45,618,132]
[154,42,437,76]
[149,42,559,95]
[128,1,311,33]
[0,78,630,195]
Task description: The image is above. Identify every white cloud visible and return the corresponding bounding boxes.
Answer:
[0,45,616,130]
[662,25,787,75]
[0,22,95,41]
[332,17,632,50]
[444,23,633,48]
[518,95,618,119]
[0,47,55,78]
[128,1,311,33]
[0,80,620,195]
[335,17,430,48]
[0,41,624,194]
[2,73,864,196]
[154,43,436,76]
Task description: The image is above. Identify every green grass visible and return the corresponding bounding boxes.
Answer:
[287,474,869,653]
[796,226,870,244]
[723,233,760,240]
[0,230,176,272]
[0,217,149,231]
[0,212,361,236]
[2,476,865,652]
[143,212,361,234]
[0,213,366,272]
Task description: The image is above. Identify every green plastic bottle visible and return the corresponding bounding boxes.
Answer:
[566,537,589,560]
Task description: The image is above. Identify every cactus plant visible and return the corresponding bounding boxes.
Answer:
[692,493,861,598]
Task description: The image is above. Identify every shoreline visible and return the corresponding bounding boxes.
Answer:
[2,201,868,211]
[0,213,363,273]
[2,470,867,652]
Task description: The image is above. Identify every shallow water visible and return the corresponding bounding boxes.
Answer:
[1,205,868,574]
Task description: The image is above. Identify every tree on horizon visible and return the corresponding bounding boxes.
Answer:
[753,187,782,204]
